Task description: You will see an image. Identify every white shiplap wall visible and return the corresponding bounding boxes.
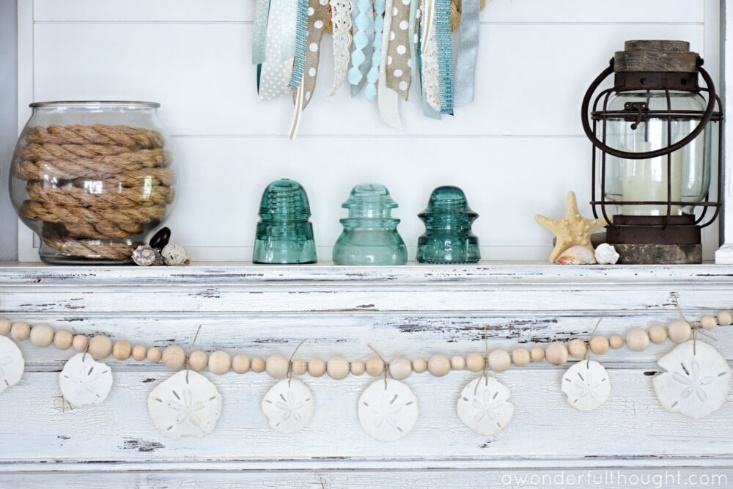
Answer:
[16,0,722,262]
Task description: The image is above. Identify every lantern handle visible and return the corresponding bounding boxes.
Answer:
[581,59,717,160]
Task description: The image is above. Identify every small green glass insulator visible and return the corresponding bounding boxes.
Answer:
[332,183,408,266]
[416,186,480,264]
[253,179,317,264]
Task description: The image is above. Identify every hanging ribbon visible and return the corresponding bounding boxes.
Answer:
[258,0,297,101]
[364,0,386,100]
[329,0,353,96]
[385,0,413,100]
[252,0,272,66]
[348,0,375,95]
[377,0,403,128]
[297,0,330,109]
[454,0,479,107]
[408,0,421,98]
[288,0,310,88]
[435,0,454,115]
[280,0,299,61]
[420,0,441,114]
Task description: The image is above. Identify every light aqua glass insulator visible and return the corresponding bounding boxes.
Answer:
[332,183,408,265]
[253,179,317,264]
[416,186,480,264]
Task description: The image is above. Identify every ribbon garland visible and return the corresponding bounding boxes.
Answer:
[255,0,486,131]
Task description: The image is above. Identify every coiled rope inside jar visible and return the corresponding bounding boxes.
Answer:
[9,102,177,264]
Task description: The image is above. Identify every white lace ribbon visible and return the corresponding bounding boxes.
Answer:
[420,0,440,112]
[329,0,353,96]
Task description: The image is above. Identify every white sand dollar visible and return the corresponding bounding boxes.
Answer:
[561,360,611,411]
[262,378,315,433]
[457,376,514,435]
[0,336,24,393]
[59,353,113,408]
[653,341,731,419]
[148,370,223,439]
[358,379,418,442]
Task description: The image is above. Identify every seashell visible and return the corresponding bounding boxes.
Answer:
[161,243,191,266]
[555,245,596,265]
[132,244,160,266]
[594,243,620,265]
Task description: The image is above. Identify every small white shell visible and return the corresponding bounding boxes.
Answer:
[262,378,315,433]
[561,360,611,411]
[161,243,191,266]
[0,336,24,393]
[653,341,731,419]
[555,245,596,265]
[594,243,620,265]
[358,379,418,442]
[457,376,514,435]
[59,353,113,408]
[148,370,223,439]
[132,244,159,266]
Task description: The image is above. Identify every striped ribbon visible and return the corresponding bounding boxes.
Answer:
[288,0,310,88]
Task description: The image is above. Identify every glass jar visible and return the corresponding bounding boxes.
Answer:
[9,101,177,264]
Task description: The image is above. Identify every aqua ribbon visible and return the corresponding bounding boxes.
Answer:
[348,0,375,95]
[435,0,453,115]
[252,0,272,65]
[364,0,386,100]
[454,0,479,107]
[289,0,310,88]
[408,0,420,98]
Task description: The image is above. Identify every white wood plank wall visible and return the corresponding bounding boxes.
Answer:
[16,0,723,262]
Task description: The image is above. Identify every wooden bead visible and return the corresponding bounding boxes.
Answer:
[266,354,289,379]
[147,347,162,363]
[30,324,54,348]
[10,322,30,341]
[0,318,11,335]
[701,315,717,331]
[488,349,511,373]
[350,360,366,376]
[450,355,466,371]
[232,354,251,374]
[366,357,385,376]
[428,354,451,377]
[209,351,232,375]
[53,330,74,350]
[73,335,89,353]
[251,356,266,373]
[188,350,208,371]
[589,336,609,355]
[307,358,326,377]
[545,342,568,366]
[132,345,147,361]
[112,340,132,360]
[626,328,649,352]
[162,345,186,369]
[668,319,691,344]
[511,347,530,367]
[648,324,668,344]
[718,310,733,326]
[389,357,412,380]
[567,339,587,359]
[609,335,624,349]
[466,352,485,372]
[327,356,350,380]
[412,358,427,373]
[291,358,307,376]
[530,347,545,363]
[89,336,113,360]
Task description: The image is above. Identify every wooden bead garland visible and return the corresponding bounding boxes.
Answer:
[530,347,545,363]
[162,345,186,369]
[488,350,511,373]
[0,319,10,336]
[30,324,54,348]
[73,334,88,353]
[428,354,451,377]
[511,348,530,367]
[466,352,484,372]
[545,342,568,366]
[609,335,624,349]
[209,351,232,375]
[718,310,733,326]
[389,357,412,380]
[625,328,649,352]
[327,356,350,380]
[147,347,162,363]
[11,322,30,342]
[291,358,307,376]
[648,325,668,344]
[113,340,132,361]
[265,354,289,379]
[188,350,208,372]
[307,358,326,377]
[350,359,366,376]
[668,319,691,344]
[701,315,717,331]
[567,339,587,359]
[89,335,113,360]
[54,330,73,350]
[251,356,266,373]
[589,336,609,355]
[232,354,251,374]
[366,357,385,376]
[132,345,147,361]
[412,358,427,373]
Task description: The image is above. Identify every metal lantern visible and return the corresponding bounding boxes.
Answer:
[581,40,723,264]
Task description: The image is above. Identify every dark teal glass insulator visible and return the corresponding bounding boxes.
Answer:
[416,186,480,264]
[253,179,317,264]
[332,183,408,265]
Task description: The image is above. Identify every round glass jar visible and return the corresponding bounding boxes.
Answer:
[9,101,177,264]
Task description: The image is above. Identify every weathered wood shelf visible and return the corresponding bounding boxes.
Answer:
[1,263,732,487]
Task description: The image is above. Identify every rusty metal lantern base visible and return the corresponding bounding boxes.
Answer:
[606,215,702,264]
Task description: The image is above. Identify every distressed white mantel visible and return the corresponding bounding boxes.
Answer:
[1,263,733,487]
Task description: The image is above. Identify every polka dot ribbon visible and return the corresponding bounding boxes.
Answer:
[377,0,402,128]
[385,0,413,100]
[258,0,298,101]
[298,0,331,110]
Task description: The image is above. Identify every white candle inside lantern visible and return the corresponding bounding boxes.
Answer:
[622,141,682,216]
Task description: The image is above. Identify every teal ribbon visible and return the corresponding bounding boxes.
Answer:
[435,0,453,115]
[454,0,479,107]
[288,0,310,88]
[409,0,420,99]
[252,0,272,65]
[364,0,385,100]
[348,0,375,95]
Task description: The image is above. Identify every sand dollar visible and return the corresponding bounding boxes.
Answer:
[262,378,315,433]
[561,360,611,411]
[358,379,418,442]
[0,336,24,393]
[457,376,514,435]
[59,353,113,408]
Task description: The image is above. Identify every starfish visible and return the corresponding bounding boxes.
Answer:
[535,191,606,263]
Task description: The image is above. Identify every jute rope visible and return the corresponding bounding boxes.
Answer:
[13,124,175,261]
